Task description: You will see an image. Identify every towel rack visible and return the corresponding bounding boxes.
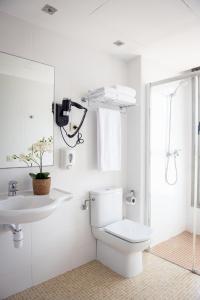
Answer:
[81,96,136,113]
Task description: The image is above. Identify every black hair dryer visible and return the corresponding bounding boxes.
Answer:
[55,98,88,147]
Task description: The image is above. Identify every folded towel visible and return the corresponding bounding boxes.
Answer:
[88,92,116,103]
[112,85,136,97]
[88,86,136,108]
[88,87,117,97]
[89,92,136,106]
[115,93,136,105]
[97,108,121,171]
[88,90,116,99]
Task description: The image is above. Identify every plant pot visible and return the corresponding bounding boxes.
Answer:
[32,178,51,195]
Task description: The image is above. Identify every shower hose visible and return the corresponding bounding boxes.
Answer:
[165,93,178,185]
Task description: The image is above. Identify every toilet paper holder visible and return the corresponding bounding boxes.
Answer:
[126,190,136,205]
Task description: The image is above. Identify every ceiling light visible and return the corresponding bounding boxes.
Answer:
[113,40,125,47]
[42,4,57,15]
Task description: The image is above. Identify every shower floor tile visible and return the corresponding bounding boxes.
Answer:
[151,231,200,270]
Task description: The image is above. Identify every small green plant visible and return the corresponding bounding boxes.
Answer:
[8,137,53,179]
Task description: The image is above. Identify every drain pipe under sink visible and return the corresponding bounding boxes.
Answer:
[5,224,23,248]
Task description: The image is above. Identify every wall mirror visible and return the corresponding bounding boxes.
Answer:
[0,52,54,169]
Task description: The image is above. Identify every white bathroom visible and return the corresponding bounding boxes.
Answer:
[1,1,200,299]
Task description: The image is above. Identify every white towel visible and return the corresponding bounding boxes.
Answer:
[88,90,117,101]
[112,85,136,97]
[88,89,136,106]
[97,108,121,171]
[89,87,116,96]
[89,93,136,106]
[88,87,136,106]
[89,86,136,97]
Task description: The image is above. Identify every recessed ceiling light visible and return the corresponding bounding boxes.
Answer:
[113,40,125,47]
[42,4,57,15]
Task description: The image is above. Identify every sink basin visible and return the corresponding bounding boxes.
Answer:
[0,188,72,224]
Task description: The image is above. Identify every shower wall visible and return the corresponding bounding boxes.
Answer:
[150,80,192,245]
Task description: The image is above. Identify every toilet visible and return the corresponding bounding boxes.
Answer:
[90,187,152,278]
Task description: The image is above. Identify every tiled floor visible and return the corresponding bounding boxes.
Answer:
[151,231,200,270]
[6,253,200,300]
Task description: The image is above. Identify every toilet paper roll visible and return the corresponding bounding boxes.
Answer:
[126,190,136,205]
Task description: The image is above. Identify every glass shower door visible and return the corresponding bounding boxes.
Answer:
[148,74,200,273]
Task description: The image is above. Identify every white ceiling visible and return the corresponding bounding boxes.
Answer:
[0,0,200,71]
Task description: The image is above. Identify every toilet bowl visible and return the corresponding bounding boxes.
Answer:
[90,187,151,278]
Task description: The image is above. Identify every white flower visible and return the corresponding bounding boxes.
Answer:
[32,142,52,152]
[8,136,53,172]
[17,154,30,162]
[31,137,53,153]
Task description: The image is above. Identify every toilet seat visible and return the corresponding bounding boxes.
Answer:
[104,219,152,243]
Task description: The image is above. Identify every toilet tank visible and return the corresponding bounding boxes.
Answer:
[90,187,123,228]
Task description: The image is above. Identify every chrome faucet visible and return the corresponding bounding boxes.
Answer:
[8,180,18,196]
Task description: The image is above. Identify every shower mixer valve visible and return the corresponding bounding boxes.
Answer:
[166,149,181,157]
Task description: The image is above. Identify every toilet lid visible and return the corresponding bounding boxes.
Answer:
[104,219,152,243]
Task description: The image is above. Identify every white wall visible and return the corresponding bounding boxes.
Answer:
[149,81,191,245]
[127,56,199,245]
[126,56,177,225]
[126,56,143,222]
[126,55,192,245]
[140,58,192,245]
[0,12,128,298]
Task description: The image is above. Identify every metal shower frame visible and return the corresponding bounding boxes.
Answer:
[145,70,200,275]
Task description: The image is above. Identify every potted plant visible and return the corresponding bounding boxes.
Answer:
[9,137,53,195]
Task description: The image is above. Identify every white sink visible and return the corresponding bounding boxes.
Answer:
[0,188,72,224]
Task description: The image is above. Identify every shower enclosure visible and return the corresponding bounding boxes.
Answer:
[146,72,200,274]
